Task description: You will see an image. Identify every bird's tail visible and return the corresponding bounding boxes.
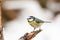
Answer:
[44,21,51,23]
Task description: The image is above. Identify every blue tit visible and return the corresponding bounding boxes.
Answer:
[27,16,49,30]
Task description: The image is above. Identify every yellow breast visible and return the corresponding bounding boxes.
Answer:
[29,21,40,28]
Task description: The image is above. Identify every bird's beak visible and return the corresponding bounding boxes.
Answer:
[27,18,29,20]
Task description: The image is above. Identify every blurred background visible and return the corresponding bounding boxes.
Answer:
[2,0,60,40]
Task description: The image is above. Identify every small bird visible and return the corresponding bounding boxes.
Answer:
[27,16,50,31]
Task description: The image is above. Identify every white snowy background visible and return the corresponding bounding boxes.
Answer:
[3,1,60,40]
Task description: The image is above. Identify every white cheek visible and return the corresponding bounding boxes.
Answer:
[29,19,33,21]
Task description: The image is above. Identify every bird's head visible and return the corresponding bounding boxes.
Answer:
[27,16,35,22]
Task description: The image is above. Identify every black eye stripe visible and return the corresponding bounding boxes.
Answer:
[29,18,32,19]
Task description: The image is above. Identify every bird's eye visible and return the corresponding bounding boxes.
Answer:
[29,18,33,21]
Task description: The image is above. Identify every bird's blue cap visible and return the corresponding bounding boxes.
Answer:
[29,16,35,19]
